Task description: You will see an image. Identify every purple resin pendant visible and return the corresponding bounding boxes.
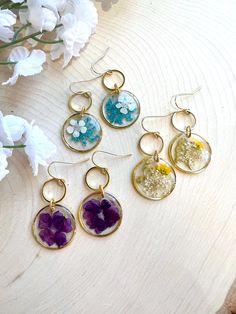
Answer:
[32,204,76,249]
[78,192,122,236]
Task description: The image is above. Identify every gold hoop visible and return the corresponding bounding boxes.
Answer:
[138,132,164,156]
[68,91,92,113]
[171,110,196,132]
[102,69,125,92]
[85,166,110,191]
[41,178,66,203]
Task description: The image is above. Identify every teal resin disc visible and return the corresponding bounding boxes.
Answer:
[102,90,140,128]
[62,113,102,152]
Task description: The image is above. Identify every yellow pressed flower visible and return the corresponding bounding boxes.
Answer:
[191,139,204,150]
[156,163,172,175]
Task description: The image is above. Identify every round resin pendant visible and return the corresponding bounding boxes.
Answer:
[102,90,140,128]
[78,192,122,236]
[32,204,76,249]
[62,113,102,152]
[168,133,211,173]
[132,157,176,200]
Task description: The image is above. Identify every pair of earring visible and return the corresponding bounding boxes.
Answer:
[62,49,141,153]
[32,151,131,250]
[132,88,212,200]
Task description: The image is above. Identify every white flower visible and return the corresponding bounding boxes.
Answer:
[67,119,87,138]
[2,47,46,86]
[0,112,14,157]
[0,112,57,180]
[20,0,57,32]
[51,11,94,67]
[0,9,16,43]
[0,144,9,181]
[23,122,57,176]
[116,94,136,115]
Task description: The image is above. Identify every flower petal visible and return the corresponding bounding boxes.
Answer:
[80,126,87,134]
[69,119,77,126]
[78,120,85,127]
[39,228,55,246]
[54,231,67,247]
[73,130,80,138]
[120,107,128,115]
[3,115,27,141]
[116,103,123,109]
[128,102,136,111]
[66,126,74,134]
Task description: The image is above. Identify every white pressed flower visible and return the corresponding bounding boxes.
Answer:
[3,115,27,141]
[67,119,87,137]
[23,122,57,176]
[0,9,16,43]
[51,13,92,67]
[116,94,136,115]
[2,46,46,86]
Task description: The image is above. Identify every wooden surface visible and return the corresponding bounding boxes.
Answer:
[0,1,236,313]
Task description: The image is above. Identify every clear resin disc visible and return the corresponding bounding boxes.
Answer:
[62,113,102,152]
[32,204,76,249]
[78,192,122,236]
[102,90,140,128]
[168,133,211,173]
[132,157,176,200]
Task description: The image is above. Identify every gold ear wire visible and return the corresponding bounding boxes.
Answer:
[170,86,202,111]
[91,150,132,169]
[47,158,90,180]
[141,115,173,134]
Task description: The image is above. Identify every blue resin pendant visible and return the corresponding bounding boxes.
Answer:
[102,90,140,128]
[63,113,102,152]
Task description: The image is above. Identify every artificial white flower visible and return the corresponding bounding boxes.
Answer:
[0,112,14,157]
[2,46,46,86]
[0,9,16,43]
[20,0,58,32]
[67,119,87,137]
[0,112,57,180]
[23,122,57,175]
[0,144,9,181]
[116,94,136,115]
[51,13,92,67]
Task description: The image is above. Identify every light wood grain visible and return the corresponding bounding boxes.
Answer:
[0,1,236,313]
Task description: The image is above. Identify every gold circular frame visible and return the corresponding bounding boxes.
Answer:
[132,157,176,200]
[85,166,110,191]
[168,132,212,174]
[32,204,76,250]
[102,69,125,92]
[78,191,123,237]
[68,91,92,113]
[101,90,141,129]
[171,110,196,132]
[41,178,66,203]
[138,132,164,156]
[62,113,103,153]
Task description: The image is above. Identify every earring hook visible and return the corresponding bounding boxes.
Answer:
[91,150,132,169]
[91,47,110,76]
[170,86,202,111]
[141,115,173,133]
[47,158,90,180]
[69,48,112,94]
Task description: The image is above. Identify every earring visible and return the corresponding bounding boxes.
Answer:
[78,151,131,236]
[62,91,103,152]
[132,119,176,200]
[168,88,212,173]
[32,159,89,249]
[71,48,141,129]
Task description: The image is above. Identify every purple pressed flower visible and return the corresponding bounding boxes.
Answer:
[83,198,120,234]
[52,211,65,231]
[54,232,67,247]
[39,228,55,246]
[38,213,52,229]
